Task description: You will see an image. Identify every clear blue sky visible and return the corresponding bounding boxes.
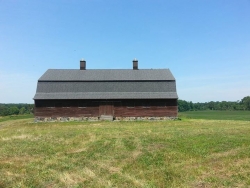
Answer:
[0,0,250,103]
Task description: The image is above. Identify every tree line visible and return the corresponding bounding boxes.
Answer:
[178,96,250,112]
[0,104,34,116]
[1,96,250,115]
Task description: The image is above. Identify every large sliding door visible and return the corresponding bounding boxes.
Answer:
[99,102,114,116]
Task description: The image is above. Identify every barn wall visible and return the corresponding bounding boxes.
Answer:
[113,99,177,117]
[34,106,178,118]
[34,99,178,118]
[34,107,99,117]
[114,106,177,117]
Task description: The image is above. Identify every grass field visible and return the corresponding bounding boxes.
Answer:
[179,110,250,121]
[0,117,250,187]
[0,114,34,123]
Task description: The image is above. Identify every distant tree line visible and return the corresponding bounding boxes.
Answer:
[178,96,250,112]
[0,104,34,116]
[1,96,250,115]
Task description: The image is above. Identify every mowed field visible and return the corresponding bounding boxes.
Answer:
[0,112,250,187]
[179,110,250,121]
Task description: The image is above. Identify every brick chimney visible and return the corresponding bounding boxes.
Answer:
[80,59,86,70]
[133,59,138,70]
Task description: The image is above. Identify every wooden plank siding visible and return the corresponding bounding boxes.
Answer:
[114,106,177,117]
[35,107,99,117]
[34,99,177,118]
[99,102,114,116]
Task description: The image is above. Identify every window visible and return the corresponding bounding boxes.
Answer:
[55,103,62,107]
[127,101,135,108]
[142,102,150,108]
[156,102,166,108]
[46,102,55,108]
[63,103,70,108]
[78,102,87,108]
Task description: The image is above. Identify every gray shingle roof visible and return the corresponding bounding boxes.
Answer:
[34,92,178,100]
[36,81,176,93]
[39,69,176,81]
[34,69,178,100]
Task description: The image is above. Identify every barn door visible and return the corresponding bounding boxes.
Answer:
[99,102,114,116]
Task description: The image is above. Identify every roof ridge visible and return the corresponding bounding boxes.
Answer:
[47,68,170,70]
[38,69,176,81]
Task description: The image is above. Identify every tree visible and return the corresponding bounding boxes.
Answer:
[241,96,250,110]
[208,101,215,110]
[0,106,9,116]
[19,107,26,114]
[8,106,19,115]
[178,100,193,112]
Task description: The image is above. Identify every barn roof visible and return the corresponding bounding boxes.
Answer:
[34,92,178,100]
[38,69,176,81]
[34,69,178,100]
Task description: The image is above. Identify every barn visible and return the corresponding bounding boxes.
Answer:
[33,59,178,121]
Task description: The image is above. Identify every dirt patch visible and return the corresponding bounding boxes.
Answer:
[209,148,243,158]
[1,134,32,141]
[59,172,86,186]
[67,148,86,154]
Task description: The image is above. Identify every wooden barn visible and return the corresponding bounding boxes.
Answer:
[33,59,178,121]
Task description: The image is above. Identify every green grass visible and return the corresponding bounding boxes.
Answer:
[179,110,250,121]
[0,118,250,187]
[0,114,34,122]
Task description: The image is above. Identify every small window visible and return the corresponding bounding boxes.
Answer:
[114,101,122,107]
[127,101,135,108]
[78,102,87,108]
[142,102,150,108]
[63,103,70,108]
[46,103,55,108]
[55,103,62,107]
[156,102,166,108]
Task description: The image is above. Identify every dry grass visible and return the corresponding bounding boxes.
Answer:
[0,118,250,187]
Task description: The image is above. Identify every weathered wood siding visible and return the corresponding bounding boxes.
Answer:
[99,102,114,116]
[114,106,177,117]
[34,99,178,117]
[34,107,99,117]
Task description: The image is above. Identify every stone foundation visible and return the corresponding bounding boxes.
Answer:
[114,117,177,121]
[35,117,99,122]
[35,116,177,122]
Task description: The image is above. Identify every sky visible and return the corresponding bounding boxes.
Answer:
[0,0,250,103]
